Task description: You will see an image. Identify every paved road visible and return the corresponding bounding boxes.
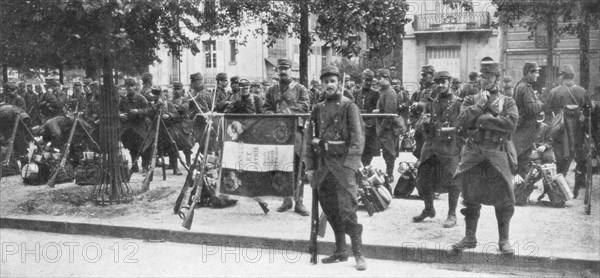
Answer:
[0,229,500,277]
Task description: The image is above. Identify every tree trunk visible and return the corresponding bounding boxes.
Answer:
[299,1,310,87]
[2,65,7,82]
[579,22,590,90]
[59,65,64,84]
[546,17,555,92]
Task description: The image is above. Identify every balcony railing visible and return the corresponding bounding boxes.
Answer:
[413,12,491,33]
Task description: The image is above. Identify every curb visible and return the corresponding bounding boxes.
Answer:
[1,217,598,272]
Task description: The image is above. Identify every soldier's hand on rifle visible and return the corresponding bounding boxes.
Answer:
[306,170,315,188]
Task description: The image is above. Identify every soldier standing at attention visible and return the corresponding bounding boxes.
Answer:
[375,69,400,181]
[451,61,519,256]
[512,62,544,186]
[306,65,366,270]
[263,58,310,216]
[353,69,380,166]
[412,71,462,228]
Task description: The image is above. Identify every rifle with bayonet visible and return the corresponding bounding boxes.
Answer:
[47,106,80,187]
[584,105,593,215]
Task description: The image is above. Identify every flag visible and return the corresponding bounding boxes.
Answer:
[219,115,296,197]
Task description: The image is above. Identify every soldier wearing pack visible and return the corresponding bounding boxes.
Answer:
[119,78,152,173]
[451,61,519,256]
[306,65,366,270]
[412,71,462,228]
[512,62,545,186]
[263,58,310,216]
[353,69,380,166]
[546,65,592,198]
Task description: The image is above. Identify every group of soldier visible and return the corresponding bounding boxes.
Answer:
[0,56,597,272]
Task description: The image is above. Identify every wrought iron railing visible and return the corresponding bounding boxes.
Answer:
[413,12,491,32]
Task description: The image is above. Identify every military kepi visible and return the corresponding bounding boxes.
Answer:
[480,61,500,75]
[277,58,293,69]
[320,65,340,79]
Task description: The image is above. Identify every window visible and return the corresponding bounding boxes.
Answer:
[321,46,329,66]
[203,40,217,68]
[230,40,237,63]
[293,44,299,55]
[171,53,180,83]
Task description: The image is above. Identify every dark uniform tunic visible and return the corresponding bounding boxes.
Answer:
[0,104,30,159]
[1,94,26,110]
[512,78,544,175]
[455,92,519,207]
[376,86,399,170]
[118,92,151,165]
[306,93,364,234]
[38,91,64,119]
[170,94,195,153]
[411,82,435,159]
[415,92,462,194]
[224,94,264,114]
[459,81,481,98]
[353,87,380,165]
[190,88,220,154]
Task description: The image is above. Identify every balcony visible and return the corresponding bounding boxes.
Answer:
[413,12,492,34]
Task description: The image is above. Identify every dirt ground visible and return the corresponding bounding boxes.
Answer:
[1,153,599,263]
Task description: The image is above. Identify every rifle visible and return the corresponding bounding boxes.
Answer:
[584,106,593,215]
[47,112,79,187]
[0,115,20,178]
[182,86,218,230]
[173,144,203,215]
[141,112,161,192]
[357,172,376,217]
[308,114,319,264]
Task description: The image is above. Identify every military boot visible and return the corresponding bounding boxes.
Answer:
[495,206,515,256]
[450,207,479,253]
[413,193,436,222]
[294,199,309,216]
[321,231,349,264]
[170,156,182,175]
[573,170,586,199]
[276,197,293,212]
[386,163,395,183]
[349,224,367,271]
[443,190,459,228]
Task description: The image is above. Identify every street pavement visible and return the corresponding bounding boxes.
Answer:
[0,228,549,277]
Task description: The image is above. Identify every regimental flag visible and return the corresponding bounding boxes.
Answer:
[219,115,296,197]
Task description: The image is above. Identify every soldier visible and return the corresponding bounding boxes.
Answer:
[459,71,481,98]
[1,82,26,110]
[375,69,402,180]
[412,71,462,228]
[119,78,151,173]
[170,81,194,167]
[545,65,592,198]
[512,62,544,185]
[309,80,321,110]
[23,83,38,113]
[39,80,65,119]
[353,69,380,166]
[450,78,462,97]
[224,79,264,114]
[0,104,31,166]
[412,65,436,103]
[451,61,519,256]
[189,73,219,155]
[68,81,86,112]
[140,72,153,101]
[502,76,514,98]
[251,82,265,101]
[263,58,310,216]
[306,65,366,270]
[214,73,230,112]
[82,78,93,95]
[34,84,44,96]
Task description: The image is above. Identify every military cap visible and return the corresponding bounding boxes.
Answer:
[421,65,435,74]
[124,78,136,87]
[73,81,82,87]
[320,65,341,79]
[141,72,153,82]
[559,64,575,78]
[2,82,17,92]
[523,62,541,73]
[391,79,401,85]
[481,57,494,62]
[190,72,202,81]
[238,79,251,88]
[172,81,183,89]
[82,78,93,85]
[451,77,462,84]
[502,76,513,83]
[433,71,451,81]
[480,61,501,75]
[230,76,240,84]
[216,72,228,81]
[251,82,261,88]
[277,58,293,69]
[362,69,375,79]
[310,80,320,86]
[151,86,162,95]
[376,69,391,78]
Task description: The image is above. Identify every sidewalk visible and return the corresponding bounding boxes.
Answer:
[1,155,599,273]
